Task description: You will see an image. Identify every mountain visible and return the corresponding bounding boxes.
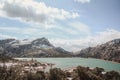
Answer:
[0,37,72,57]
[76,39,120,63]
[1,38,119,62]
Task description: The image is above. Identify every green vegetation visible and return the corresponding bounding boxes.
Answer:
[49,68,66,80]
[0,51,17,62]
[104,71,120,80]
[0,65,46,80]
[0,54,12,62]
[0,65,120,80]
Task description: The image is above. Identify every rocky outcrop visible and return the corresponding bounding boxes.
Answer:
[77,39,120,63]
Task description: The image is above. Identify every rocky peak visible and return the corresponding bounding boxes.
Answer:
[56,47,66,52]
[0,39,16,47]
[31,37,53,47]
[106,39,120,46]
[0,39,15,44]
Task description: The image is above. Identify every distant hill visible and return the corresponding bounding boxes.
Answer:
[0,37,72,57]
[76,39,120,63]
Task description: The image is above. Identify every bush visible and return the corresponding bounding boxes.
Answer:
[104,71,120,80]
[49,68,66,80]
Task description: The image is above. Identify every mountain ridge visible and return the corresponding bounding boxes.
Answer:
[76,38,120,63]
[0,37,72,57]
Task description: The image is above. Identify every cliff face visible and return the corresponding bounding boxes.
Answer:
[0,37,72,57]
[77,39,120,63]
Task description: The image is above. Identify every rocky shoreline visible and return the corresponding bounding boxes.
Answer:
[0,58,55,73]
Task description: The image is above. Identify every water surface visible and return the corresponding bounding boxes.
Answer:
[17,58,120,72]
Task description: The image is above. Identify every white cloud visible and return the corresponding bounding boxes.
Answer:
[0,21,90,39]
[0,26,41,36]
[0,26,58,39]
[92,29,120,44]
[74,0,91,3]
[0,0,79,27]
[54,22,90,35]
[0,33,17,39]
[0,27,20,31]
[69,22,90,35]
[50,38,92,52]
[50,29,120,51]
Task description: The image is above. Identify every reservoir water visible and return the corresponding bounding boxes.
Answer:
[17,58,120,72]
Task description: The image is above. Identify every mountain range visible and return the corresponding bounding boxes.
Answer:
[0,37,120,63]
[0,37,72,57]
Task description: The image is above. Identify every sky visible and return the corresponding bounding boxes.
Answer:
[0,0,120,51]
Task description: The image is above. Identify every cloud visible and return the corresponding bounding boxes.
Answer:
[50,29,120,51]
[0,33,17,39]
[0,26,59,39]
[0,0,79,26]
[0,27,20,31]
[69,22,90,35]
[54,22,90,35]
[0,21,90,39]
[74,0,91,3]
[92,29,120,44]
[50,38,93,52]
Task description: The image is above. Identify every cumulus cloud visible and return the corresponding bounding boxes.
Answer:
[74,0,91,3]
[0,0,79,26]
[50,29,120,51]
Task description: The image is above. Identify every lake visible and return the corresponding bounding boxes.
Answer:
[16,58,120,72]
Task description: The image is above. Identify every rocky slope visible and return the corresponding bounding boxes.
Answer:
[76,39,120,63]
[0,37,72,57]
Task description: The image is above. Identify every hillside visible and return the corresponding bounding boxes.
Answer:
[76,39,120,63]
[0,37,72,57]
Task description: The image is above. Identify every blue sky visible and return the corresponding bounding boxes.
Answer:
[0,0,120,51]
